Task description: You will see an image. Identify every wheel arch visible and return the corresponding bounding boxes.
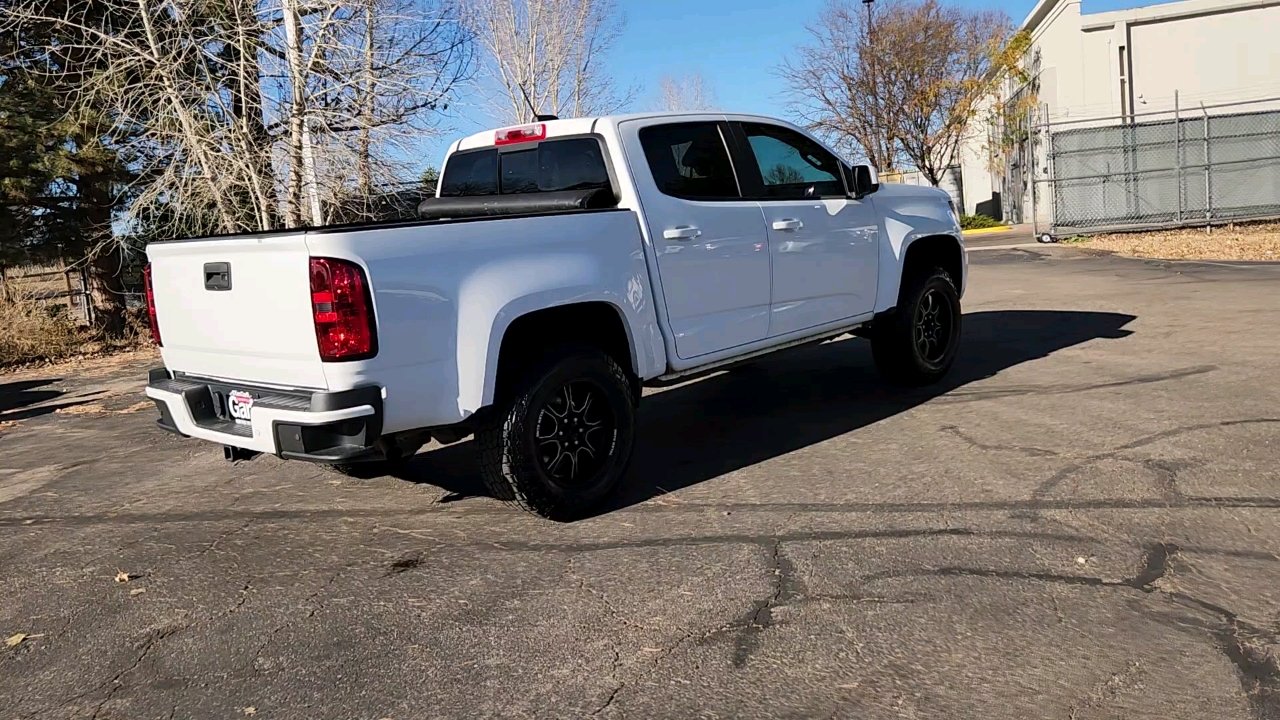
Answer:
[876,232,965,312]
[486,301,641,410]
[901,234,965,298]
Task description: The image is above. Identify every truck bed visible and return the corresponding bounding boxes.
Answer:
[146,208,663,434]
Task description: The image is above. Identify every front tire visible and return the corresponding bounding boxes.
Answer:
[871,268,962,386]
[477,347,636,520]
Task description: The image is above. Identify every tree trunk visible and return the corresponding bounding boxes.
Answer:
[72,130,126,336]
[228,0,275,229]
[88,245,128,336]
[356,0,375,202]
[282,0,321,226]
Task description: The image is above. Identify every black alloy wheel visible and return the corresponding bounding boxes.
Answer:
[533,380,617,486]
[913,287,955,364]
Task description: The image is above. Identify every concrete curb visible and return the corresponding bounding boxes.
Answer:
[966,243,1043,251]
[962,226,1013,236]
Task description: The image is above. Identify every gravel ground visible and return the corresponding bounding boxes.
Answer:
[2,246,1279,720]
[1075,221,1280,261]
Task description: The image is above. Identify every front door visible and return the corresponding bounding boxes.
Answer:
[731,121,880,337]
[624,120,771,360]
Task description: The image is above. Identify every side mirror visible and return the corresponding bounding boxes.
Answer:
[851,164,880,198]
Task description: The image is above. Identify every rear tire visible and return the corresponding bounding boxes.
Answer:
[871,268,961,386]
[477,346,636,521]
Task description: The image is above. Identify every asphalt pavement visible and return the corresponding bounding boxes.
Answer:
[2,246,1279,720]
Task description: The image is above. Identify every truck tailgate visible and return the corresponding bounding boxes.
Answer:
[147,233,328,390]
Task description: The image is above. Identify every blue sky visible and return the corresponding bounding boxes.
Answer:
[417,0,1168,171]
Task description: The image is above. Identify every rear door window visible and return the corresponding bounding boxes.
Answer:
[638,122,740,200]
[439,138,612,197]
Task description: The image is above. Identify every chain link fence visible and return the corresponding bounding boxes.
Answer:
[1029,96,1280,235]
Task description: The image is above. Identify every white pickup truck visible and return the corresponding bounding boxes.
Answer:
[144,112,966,519]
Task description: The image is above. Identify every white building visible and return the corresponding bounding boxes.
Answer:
[958,0,1280,224]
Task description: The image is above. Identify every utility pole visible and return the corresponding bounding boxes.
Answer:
[863,0,881,170]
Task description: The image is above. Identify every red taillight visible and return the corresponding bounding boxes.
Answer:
[143,263,162,346]
[494,123,546,145]
[309,257,376,361]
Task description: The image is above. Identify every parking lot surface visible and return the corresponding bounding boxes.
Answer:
[2,246,1279,720]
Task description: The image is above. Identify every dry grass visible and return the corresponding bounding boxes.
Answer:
[0,292,154,371]
[0,297,95,367]
[1076,221,1280,261]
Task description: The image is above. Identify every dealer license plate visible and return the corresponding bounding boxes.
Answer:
[227,390,254,424]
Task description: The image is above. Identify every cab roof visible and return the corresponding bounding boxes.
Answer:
[449,112,799,153]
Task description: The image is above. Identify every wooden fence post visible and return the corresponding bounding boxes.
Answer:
[80,266,94,325]
[64,265,77,320]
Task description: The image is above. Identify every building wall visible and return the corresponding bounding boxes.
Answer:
[1029,0,1083,118]
[1077,27,1120,120]
[1125,6,1280,114]
[958,0,1280,220]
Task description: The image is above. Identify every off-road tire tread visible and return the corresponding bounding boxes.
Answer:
[476,348,634,520]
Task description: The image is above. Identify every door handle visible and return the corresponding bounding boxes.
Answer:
[772,219,803,231]
[663,225,702,240]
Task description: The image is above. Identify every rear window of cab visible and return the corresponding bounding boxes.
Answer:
[439,137,613,197]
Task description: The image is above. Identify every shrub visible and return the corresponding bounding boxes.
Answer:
[0,297,94,367]
[960,214,1003,230]
[0,296,153,369]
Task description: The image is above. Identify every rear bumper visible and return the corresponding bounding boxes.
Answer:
[145,368,384,462]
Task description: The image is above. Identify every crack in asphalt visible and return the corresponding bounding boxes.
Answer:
[88,621,187,720]
[250,570,342,674]
[728,539,802,668]
[385,550,424,576]
[867,543,1280,719]
[1066,659,1146,718]
[487,527,1091,554]
[940,425,1061,458]
[1027,418,1280,507]
[588,646,623,717]
[15,574,259,719]
[10,492,1280,528]
[1141,459,1194,502]
[200,517,256,556]
[934,365,1218,404]
[571,571,661,633]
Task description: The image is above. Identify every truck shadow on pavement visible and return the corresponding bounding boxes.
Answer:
[0,379,65,415]
[0,378,109,422]
[396,309,1138,515]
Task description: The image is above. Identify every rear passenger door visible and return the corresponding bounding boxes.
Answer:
[621,120,771,361]
[729,121,880,338]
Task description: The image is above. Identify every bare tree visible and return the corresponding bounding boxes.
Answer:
[464,0,630,123]
[877,0,1012,186]
[781,0,1015,184]
[1,0,470,235]
[780,0,901,172]
[655,73,717,112]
